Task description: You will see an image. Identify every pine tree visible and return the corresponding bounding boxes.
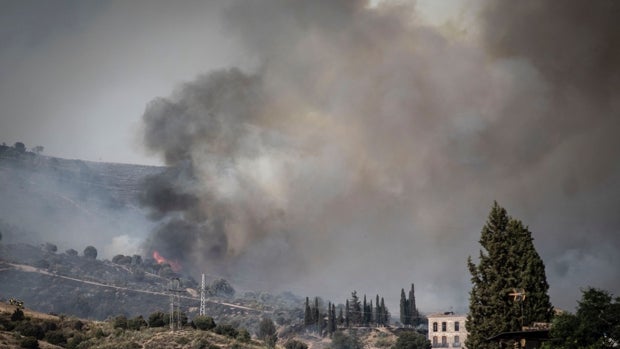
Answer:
[338,306,344,326]
[369,300,374,325]
[345,299,350,328]
[466,202,553,349]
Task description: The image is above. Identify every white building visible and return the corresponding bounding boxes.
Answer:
[427,312,467,349]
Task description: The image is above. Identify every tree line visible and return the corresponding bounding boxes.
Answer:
[304,290,390,336]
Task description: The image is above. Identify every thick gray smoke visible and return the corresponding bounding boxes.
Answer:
[140,0,620,311]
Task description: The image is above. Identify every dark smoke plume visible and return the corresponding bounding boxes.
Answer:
[140,0,620,311]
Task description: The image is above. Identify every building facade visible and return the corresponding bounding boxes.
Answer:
[427,312,467,349]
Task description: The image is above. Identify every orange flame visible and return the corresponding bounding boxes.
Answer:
[152,250,182,272]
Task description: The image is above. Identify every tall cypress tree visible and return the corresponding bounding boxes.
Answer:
[345,299,350,328]
[375,295,381,326]
[466,202,553,349]
[305,297,313,326]
[409,284,419,326]
[400,288,409,325]
[314,297,320,332]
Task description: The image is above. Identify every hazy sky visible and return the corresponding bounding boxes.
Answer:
[1,0,619,314]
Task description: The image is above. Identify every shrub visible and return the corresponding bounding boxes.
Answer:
[11,308,25,321]
[72,320,84,331]
[41,321,57,332]
[392,331,431,349]
[236,328,251,342]
[66,333,85,349]
[258,318,277,347]
[193,315,216,331]
[83,246,97,259]
[192,338,210,349]
[65,249,78,257]
[20,337,39,349]
[214,324,238,338]
[16,322,45,340]
[148,311,166,327]
[127,315,147,330]
[112,315,128,330]
[45,330,67,345]
[285,339,308,349]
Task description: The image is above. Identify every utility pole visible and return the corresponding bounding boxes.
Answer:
[168,278,183,332]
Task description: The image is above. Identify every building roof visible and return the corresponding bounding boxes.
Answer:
[427,312,467,318]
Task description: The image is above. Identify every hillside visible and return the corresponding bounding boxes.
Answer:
[0,148,161,256]
[0,300,277,349]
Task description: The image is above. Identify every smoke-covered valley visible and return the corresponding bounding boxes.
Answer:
[1,0,619,314]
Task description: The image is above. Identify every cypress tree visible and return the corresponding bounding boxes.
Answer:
[369,300,374,325]
[327,301,333,334]
[314,297,320,332]
[400,288,408,325]
[375,295,381,326]
[466,202,553,349]
[363,295,369,326]
[330,303,337,333]
[338,306,344,326]
[409,284,419,326]
[345,299,350,328]
[305,297,313,326]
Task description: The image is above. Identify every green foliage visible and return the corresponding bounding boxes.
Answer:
[14,142,26,153]
[148,311,166,327]
[466,202,553,349]
[127,315,147,330]
[214,324,239,338]
[392,331,431,349]
[331,330,363,349]
[65,248,78,257]
[83,245,97,259]
[236,328,251,342]
[549,288,620,349]
[19,336,39,349]
[258,318,277,347]
[15,322,45,339]
[285,339,308,349]
[44,330,67,345]
[112,315,128,330]
[11,308,25,321]
[210,279,236,297]
[194,315,217,331]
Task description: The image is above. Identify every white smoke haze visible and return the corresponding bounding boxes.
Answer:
[137,0,620,313]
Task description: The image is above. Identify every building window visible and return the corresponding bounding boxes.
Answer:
[442,322,447,331]
[441,336,447,347]
[432,336,438,346]
[454,335,460,344]
[433,322,438,332]
[454,321,460,331]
